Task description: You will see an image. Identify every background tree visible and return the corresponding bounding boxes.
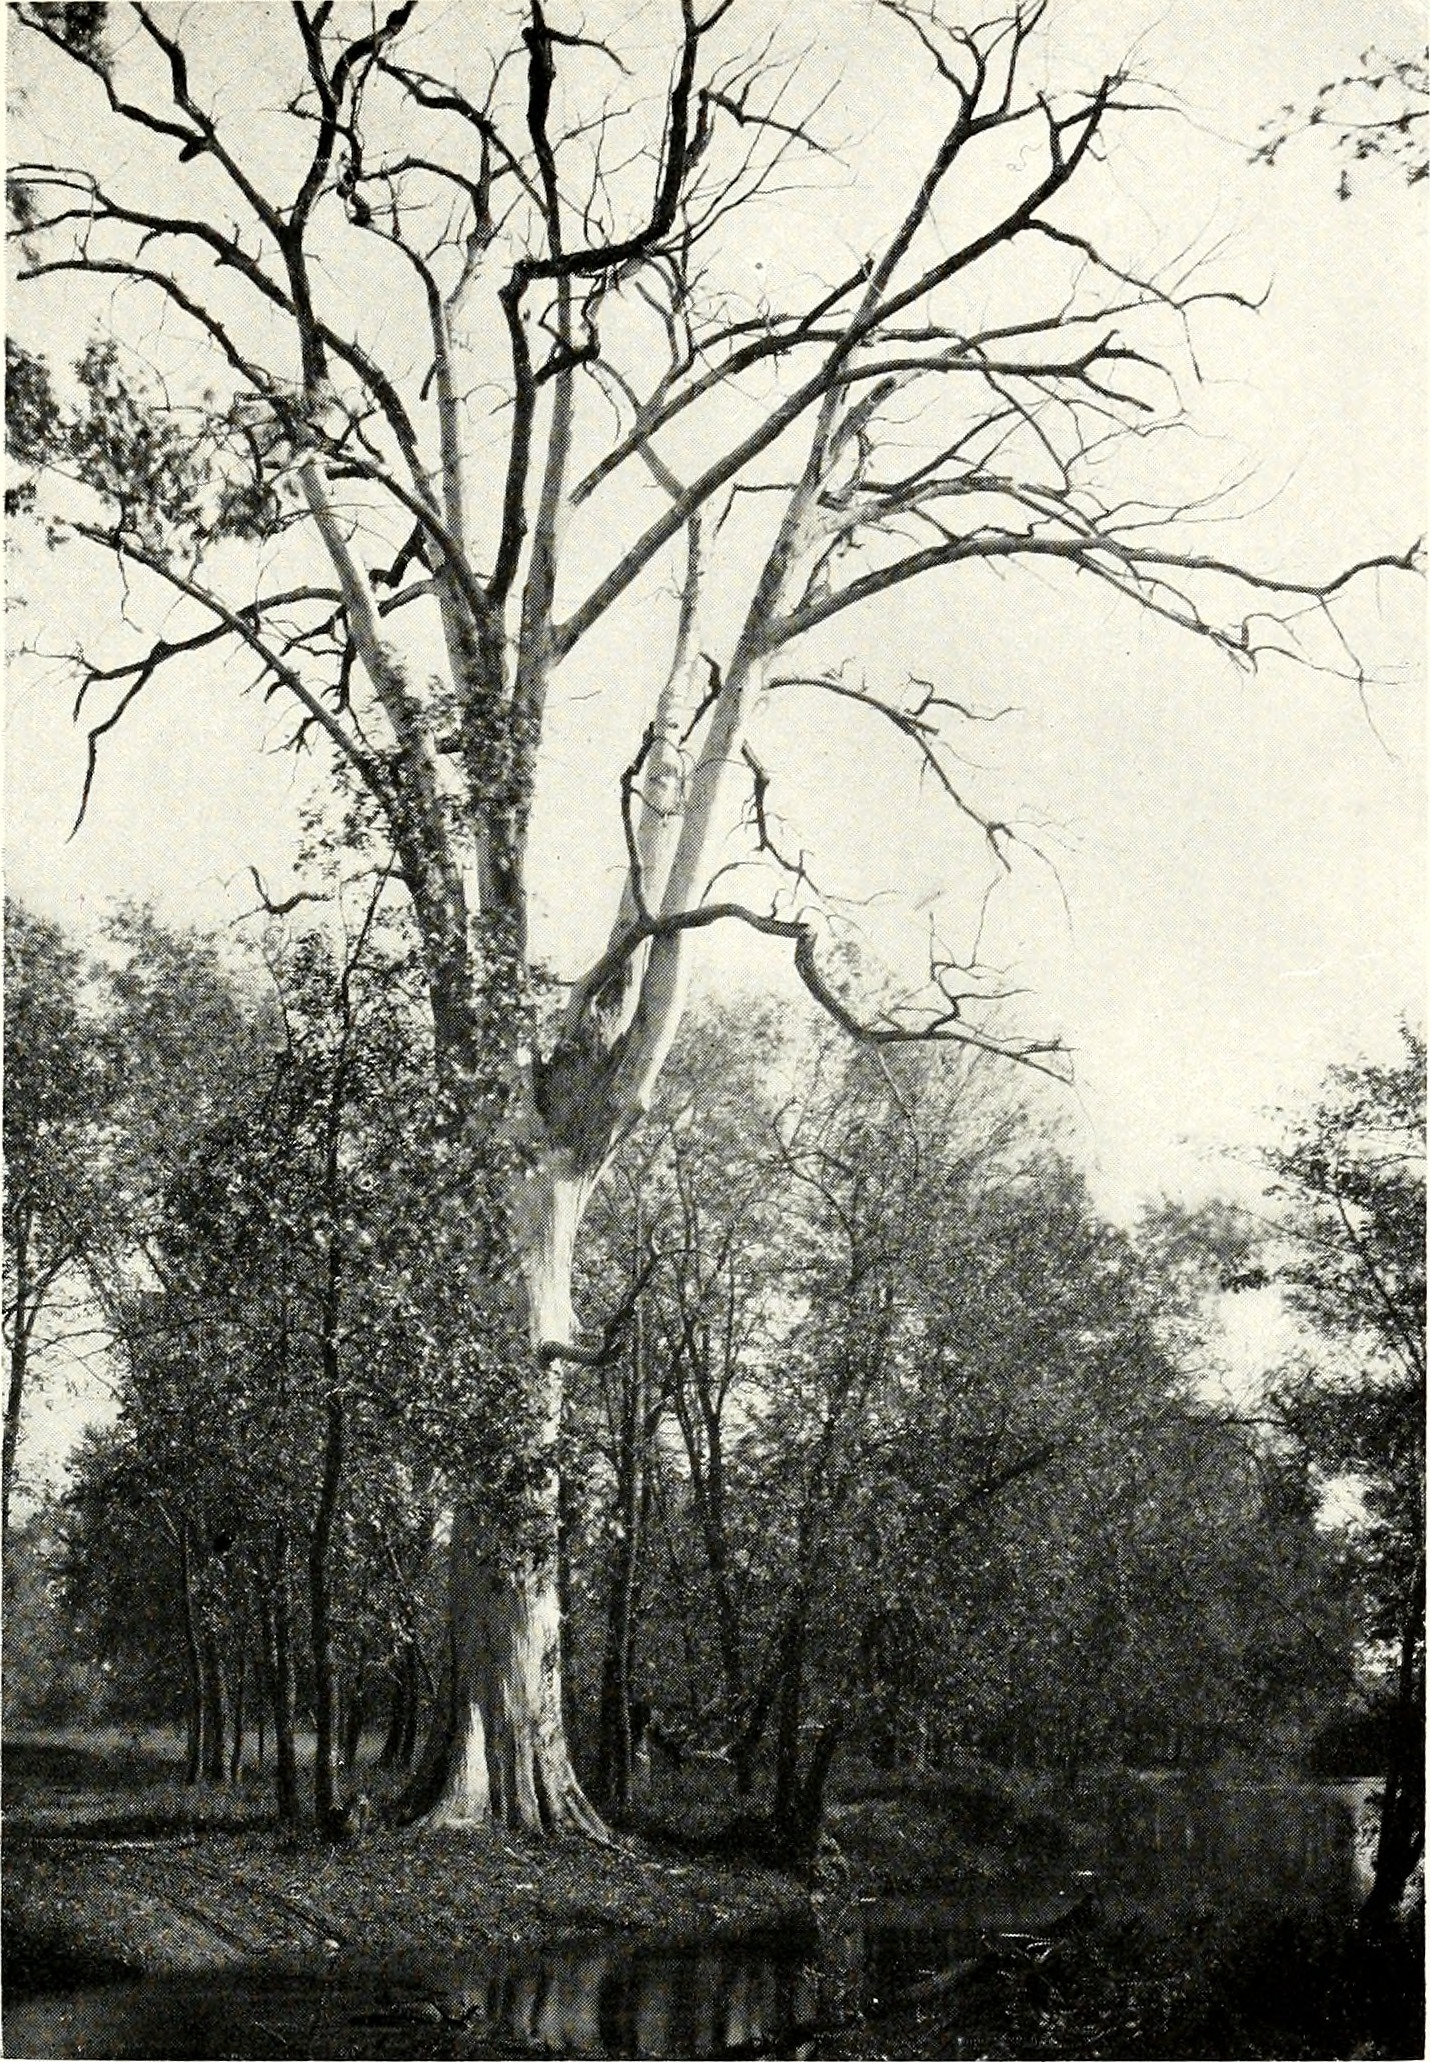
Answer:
[2,901,109,1533]
[1262,1027,1426,1919]
[561,1004,1350,1848]
[65,912,285,1792]
[93,905,273,1281]
[955,1403,1351,1777]
[2,1503,118,1728]
[561,1000,794,1804]
[58,1417,230,1768]
[28,893,456,1823]
[825,1140,1338,1783]
[7,0,1416,1836]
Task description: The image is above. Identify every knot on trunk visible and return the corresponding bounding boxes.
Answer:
[533,1030,624,1173]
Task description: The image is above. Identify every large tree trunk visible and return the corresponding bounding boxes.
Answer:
[412,1166,607,1836]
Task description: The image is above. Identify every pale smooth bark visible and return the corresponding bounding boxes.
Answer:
[417,1165,606,1834]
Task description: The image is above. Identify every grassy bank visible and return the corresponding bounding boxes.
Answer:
[3,1728,808,2054]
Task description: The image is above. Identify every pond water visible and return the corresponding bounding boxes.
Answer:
[838,1779,1371,2044]
[1092,1773,1374,1915]
[4,1780,1373,2060]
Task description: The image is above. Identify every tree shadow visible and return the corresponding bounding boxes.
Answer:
[2,1732,185,1805]
[3,1731,274,1840]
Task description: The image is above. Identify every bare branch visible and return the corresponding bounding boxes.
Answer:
[575,899,1068,1080]
[775,528,1423,656]
[62,523,386,829]
[246,866,332,918]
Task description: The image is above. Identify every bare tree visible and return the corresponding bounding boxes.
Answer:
[6,0,1417,1835]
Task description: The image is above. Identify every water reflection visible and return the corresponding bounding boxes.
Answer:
[1090,1776,1367,1917]
[449,1928,818,2057]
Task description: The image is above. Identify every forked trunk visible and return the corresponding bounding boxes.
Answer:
[413,1166,607,1837]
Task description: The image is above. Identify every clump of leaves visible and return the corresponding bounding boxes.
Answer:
[5,338,58,515]
[29,3,110,72]
[1256,46,1430,195]
[8,338,300,549]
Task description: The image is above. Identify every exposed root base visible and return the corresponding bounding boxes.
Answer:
[412,1801,612,1842]
[413,1813,486,1834]
[404,1731,611,1843]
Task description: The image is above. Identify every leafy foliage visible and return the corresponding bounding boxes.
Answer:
[1258,1026,1426,1914]
[1265,1027,1425,1632]
[3,901,113,1529]
[562,1002,1351,1827]
[1256,47,1430,196]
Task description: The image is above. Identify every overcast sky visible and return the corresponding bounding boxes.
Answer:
[6,0,1425,1242]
